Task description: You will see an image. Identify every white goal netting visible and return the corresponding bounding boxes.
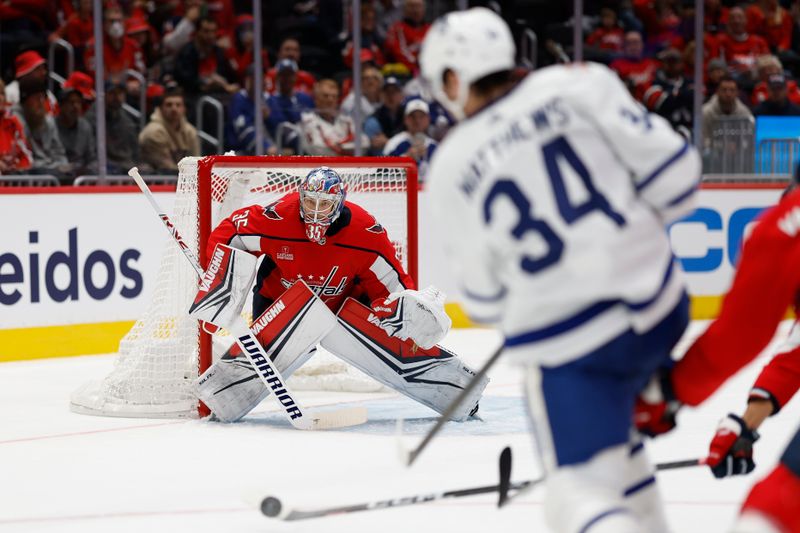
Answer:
[70,156,417,418]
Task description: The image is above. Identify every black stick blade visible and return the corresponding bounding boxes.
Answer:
[261,496,283,517]
[497,446,512,507]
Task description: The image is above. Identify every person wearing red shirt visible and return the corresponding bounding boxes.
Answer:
[225,15,270,84]
[610,30,660,101]
[747,0,793,52]
[0,79,32,174]
[84,4,145,82]
[264,37,316,96]
[49,0,93,53]
[126,17,160,71]
[208,170,414,317]
[384,0,430,73]
[751,55,800,106]
[198,167,483,424]
[635,186,800,533]
[342,3,387,69]
[716,6,770,80]
[703,328,800,479]
[205,0,236,49]
[586,7,624,52]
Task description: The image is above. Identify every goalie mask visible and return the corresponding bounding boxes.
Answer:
[299,167,347,244]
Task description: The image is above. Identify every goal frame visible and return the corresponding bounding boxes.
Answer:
[195,155,419,408]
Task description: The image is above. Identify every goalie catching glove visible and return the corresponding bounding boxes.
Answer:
[371,285,452,349]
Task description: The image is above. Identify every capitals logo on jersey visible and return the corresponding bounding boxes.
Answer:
[263,200,284,221]
[280,266,348,298]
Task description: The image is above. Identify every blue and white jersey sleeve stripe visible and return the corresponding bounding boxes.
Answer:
[571,64,701,225]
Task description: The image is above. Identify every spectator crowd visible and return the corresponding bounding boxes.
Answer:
[0,0,446,183]
[581,0,800,152]
[2,0,799,184]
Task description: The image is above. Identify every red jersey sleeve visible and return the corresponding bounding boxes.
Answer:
[749,344,800,414]
[355,232,415,302]
[672,188,800,405]
[342,204,415,304]
[205,204,264,267]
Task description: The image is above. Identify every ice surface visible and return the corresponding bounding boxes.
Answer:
[1,324,798,533]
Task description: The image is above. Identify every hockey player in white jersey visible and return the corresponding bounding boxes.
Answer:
[420,8,700,533]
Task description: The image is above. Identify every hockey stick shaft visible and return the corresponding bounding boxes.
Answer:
[261,479,539,521]
[654,458,704,470]
[128,167,365,430]
[129,167,203,276]
[498,455,704,508]
[402,343,504,466]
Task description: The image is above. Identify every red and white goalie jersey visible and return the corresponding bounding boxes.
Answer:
[207,191,415,317]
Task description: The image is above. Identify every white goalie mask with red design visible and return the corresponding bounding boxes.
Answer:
[299,167,347,244]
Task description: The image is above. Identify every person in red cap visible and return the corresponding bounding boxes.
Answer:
[127,17,160,71]
[60,71,96,108]
[12,78,69,180]
[0,79,33,174]
[4,50,58,113]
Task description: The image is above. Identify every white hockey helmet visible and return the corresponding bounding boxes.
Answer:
[420,7,515,121]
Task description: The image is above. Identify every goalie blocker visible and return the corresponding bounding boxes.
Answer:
[196,281,486,422]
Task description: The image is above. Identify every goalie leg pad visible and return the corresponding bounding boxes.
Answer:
[321,298,487,420]
[196,281,337,422]
[197,346,317,422]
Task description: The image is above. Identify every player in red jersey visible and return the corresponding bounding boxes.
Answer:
[207,170,412,317]
[196,167,487,422]
[635,185,800,532]
[716,7,770,78]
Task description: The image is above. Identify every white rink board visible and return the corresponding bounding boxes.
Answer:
[667,187,783,296]
[0,191,174,328]
[0,185,785,330]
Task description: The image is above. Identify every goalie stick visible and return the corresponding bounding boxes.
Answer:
[398,342,504,466]
[128,167,367,430]
[496,447,705,508]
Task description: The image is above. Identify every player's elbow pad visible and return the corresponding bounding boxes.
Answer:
[639,143,701,226]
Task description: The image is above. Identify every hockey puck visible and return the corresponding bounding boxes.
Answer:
[260,496,282,517]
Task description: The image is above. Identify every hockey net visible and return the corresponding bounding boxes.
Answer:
[70,155,418,418]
